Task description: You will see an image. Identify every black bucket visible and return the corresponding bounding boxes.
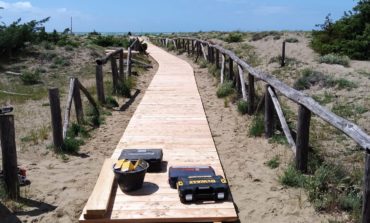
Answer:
[113,160,149,192]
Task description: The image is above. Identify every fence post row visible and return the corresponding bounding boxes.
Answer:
[153,37,370,222]
[0,114,19,199]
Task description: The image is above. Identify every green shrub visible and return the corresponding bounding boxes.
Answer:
[266,155,280,169]
[92,35,129,47]
[106,96,119,108]
[279,165,305,187]
[216,81,234,98]
[252,31,281,41]
[0,17,50,57]
[333,78,357,90]
[117,77,135,98]
[62,137,84,153]
[224,32,243,43]
[293,69,328,90]
[311,1,370,60]
[53,57,70,67]
[66,123,89,138]
[249,115,264,137]
[237,100,248,114]
[318,54,350,67]
[21,70,41,85]
[285,37,299,43]
[86,105,102,127]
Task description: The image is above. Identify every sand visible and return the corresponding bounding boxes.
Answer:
[175,52,343,223]
[1,57,158,223]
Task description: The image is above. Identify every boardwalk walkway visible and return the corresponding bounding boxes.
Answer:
[80,42,238,222]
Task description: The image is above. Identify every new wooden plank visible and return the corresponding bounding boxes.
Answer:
[83,159,115,219]
[80,41,237,223]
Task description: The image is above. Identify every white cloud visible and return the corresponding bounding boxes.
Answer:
[0,1,33,10]
[57,8,67,13]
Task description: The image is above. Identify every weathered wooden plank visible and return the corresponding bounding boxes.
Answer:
[264,85,274,138]
[73,78,84,124]
[96,48,123,65]
[63,78,76,139]
[268,87,296,152]
[95,64,105,104]
[237,65,247,101]
[221,54,225,84]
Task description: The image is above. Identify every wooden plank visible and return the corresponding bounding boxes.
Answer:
[80,40,237,223]
[237,65,247,101]
[296,105,311,173]
[268,87,296,152]
[264,85,274,138]
[63,78,76,139]
[84,159,115,219]
[48,88,63,149]
[220,54,225,84]
[363,151,370,223]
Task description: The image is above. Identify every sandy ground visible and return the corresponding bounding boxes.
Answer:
[175,52,344,223]
[1,56,158,223]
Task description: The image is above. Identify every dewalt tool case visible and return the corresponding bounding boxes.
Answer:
[168,166,215,188]
[119,149,163,172]
[177,175,229,203]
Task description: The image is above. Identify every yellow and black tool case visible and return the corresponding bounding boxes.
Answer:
[177,175,229,203]
[119,149,163,172]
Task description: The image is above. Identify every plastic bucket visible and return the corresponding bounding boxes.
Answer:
[113,160,149,192]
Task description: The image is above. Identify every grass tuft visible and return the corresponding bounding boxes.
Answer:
[319,54,350,67]
[237,100,248,114]
[249,115,264,137]
[266,155,280,169]
[216,81,234,98]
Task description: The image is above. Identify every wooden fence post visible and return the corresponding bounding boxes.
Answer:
[265,85,274,138]
[228,58,234,81]
[296,105,311,173]
[221,54,226,84]
[248,73,255,115]
[281,41,286,67]
[0,114,19,199]
[73,79,84,124]
[111,56,119,93]
[187,40,190,55]
[237,65,247,101]
[96,64,105,104]
[48,88,63,149]
[126,47,132,77]
[191,40,195,54]
[119,50,124,78]
[363,151,370,223]
[215,49,220,69]
[207,45,211,62]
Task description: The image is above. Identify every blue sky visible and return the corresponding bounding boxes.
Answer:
[0,0,358,32]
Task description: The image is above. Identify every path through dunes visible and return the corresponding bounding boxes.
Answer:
[80,41,237,222]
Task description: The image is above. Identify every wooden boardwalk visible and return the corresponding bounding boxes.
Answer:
[80,42,238,222]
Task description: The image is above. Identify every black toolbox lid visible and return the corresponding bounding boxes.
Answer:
[119,149,163,162]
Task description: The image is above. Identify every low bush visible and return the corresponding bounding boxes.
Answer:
[285,37,299,43]
[224,32,243,43]
[279,165,305,187]
[106,96,119,108]
[21,70,41,85]
[92,35,129,47]
[216,81,234,98]
[318,54,350,67]
[252,31,281,41]
[62,137,84,153]
[266,155,280,169]
[293,69,328,90]
[249,115,264,137]
[237,100,248,114]
[117,77,136,98]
